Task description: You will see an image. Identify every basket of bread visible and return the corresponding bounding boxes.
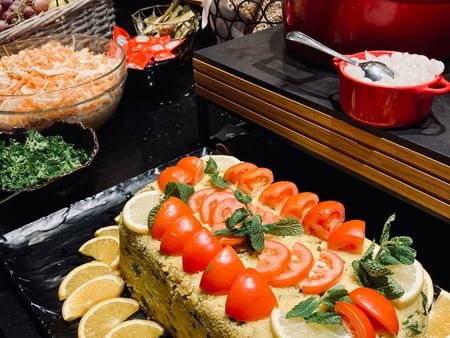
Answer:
[0,0,115,44]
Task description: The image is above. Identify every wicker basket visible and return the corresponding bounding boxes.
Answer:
[0,0,115,44]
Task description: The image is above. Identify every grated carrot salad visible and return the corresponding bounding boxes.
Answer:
[0,41,126,130]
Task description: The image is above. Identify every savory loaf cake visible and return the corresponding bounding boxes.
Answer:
[119,155,433,338]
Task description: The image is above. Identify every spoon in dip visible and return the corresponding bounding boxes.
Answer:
[286,31,395,82]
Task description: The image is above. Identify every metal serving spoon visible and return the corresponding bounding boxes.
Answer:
[286,31,395,82]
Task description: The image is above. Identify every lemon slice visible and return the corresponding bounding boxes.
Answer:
[200,154,240,173]
[61,274,125,321]
[79,235,120,270]
[270,308,351,338]
[122,190,161,234]
[95,225,119,239]
[58,261,113,300]
[389,259,424,308]
[78,297,140,338]
[428,289,450,338]
[104,319,164,338]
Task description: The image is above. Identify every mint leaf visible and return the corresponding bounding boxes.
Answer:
[246,215,264,252]
[369,275,404,300]
[380,213,396,245]
[320,285,350,309]
[204,156,218,175]
[286,297,319,319]
[164,182,194,203]
[262,217,303,236]
[305,312,342,325]
[210,173,231,188]
[213,228,247,237]
[147,195,168,229]
[361,259,393,277]
[234,189,252,204]
[226,208,249,228]
[385,245,416,265]
[378,250,402,265]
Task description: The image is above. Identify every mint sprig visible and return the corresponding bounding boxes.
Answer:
[352,214,416,299]
[205,156,231,189]
[286,286,350,325]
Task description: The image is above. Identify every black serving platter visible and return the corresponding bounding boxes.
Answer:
[0,122,99,204]
[0,147,210,338]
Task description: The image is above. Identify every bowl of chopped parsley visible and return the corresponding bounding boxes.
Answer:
[0,122,98,195]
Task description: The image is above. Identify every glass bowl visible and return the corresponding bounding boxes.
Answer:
[0,34,127,131]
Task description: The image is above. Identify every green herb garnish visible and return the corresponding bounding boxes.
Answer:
[204,156,231,189]
[0,130,88,191]
[352,214,416,299]
[402,315,422,336]
[286,286,350,325]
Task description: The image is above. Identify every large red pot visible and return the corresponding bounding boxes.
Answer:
[283,0,450,68]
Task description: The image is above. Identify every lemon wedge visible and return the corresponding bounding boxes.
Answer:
[270,308,351,338]
[78,297,139,338]
[79,235,120,270]
[428,289,450,338]
[200,154,240,173]
[121,190,161,234]
[58,261,113,301]
[61,274,125,321]
[104,319,164,338]
[95,225,119,239]
[389,259,424,308]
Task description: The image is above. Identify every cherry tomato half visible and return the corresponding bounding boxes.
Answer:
[349,287,399,335]
[269,242,314,287]
[200,246,245,294]
[248,204,280,224]
[225,268,278,322]
[335,301,376,338]
[216,235,246,247]
[151,197,192,239]
[199,191,235,224]
[182,228,223,273]
[303,200,345,240]
[280,192,319,222]
[255,239,291,281]
[236,167,274,195]
[159,214,203,255]
[327,220,366,254]
[176,156,205,185]
[157,166,193,191]
[223,162,257,184]
[301,249,344,294]
[259,181,299,210]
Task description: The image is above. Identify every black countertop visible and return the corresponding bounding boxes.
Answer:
[1,12,448,338]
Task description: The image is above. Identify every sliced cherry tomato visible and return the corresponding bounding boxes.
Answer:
[280,192,319,222]
[269,242,314,287]
[199,191,235,224]
[151,196,192,239]
[200,246,245,294]
[349,287,399,335]
[301,249,344,294]
[258,181,299,210]
[248,204,280,224]
[327,220,366,254]
[335,301,376,338]
[225,268,278,322]
[209,197,244,225]
[237,167,274,195]
[216,235,246,247]
[159,215,203,255]
[223,162,257,184]
[303,200,345,240]
[157,166,193,191]
[176,156,205,185]
[182,228,223,273]
[255,239,291,281]
[188,187,216,213]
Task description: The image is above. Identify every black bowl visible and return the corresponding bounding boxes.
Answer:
[0,122,99,200]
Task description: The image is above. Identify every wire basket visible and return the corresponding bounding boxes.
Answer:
[0,0,115,44]
[207,0,281,42]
